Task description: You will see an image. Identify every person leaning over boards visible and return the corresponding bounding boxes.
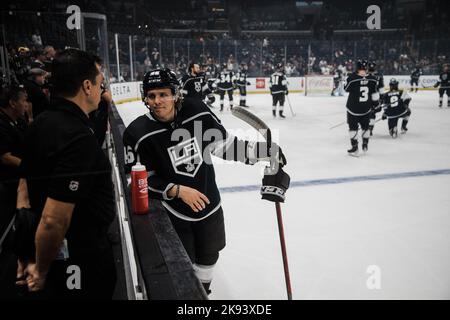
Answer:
[17,49,116,299]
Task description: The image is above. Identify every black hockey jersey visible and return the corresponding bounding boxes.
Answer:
[180,74,206,100]
[123,98,254,221]
[333,69,343,82]
[344,73,380,116]
[269,72,287,94]
[204,65,217,79]
[381,90,411,118]
[370,71,385,93]
[436,72,450,88]
[216,71,235,90]
[411,69,422,80]
[235,70,250,87]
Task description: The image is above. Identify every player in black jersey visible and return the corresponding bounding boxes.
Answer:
[410,67,422,93]
[331,68,345,96]
[180,63,207,100]
[270,63,288,118]
[235,63,251,107]
[434,65,450,108]
[381,78,412,138]
[123,68,286,294]
[216,63,235,111]
[344,60,380,156]
[367,61,384,136]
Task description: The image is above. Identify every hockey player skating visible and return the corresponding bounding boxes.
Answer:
[216,63,235,111]
[410,67,422,93]
[368,61,384,135]
[123,68,287,295]
[344,60,380,156]
[380,78,412,138]
[270,63,288,118]
[235,63,251,107]
[203,76,217,108]
[434,65,450,108]
[331,66,345,96]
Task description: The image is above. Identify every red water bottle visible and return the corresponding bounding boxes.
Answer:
[131,162,149,214]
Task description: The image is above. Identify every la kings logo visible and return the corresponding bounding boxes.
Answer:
[168,137,203,177]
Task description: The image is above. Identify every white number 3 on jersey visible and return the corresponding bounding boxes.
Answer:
[359,86,369,102]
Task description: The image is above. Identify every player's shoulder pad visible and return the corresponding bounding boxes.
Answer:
[181,97,222,124]
[124,113,163,143]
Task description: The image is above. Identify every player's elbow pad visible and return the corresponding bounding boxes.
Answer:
[371,92,380,101]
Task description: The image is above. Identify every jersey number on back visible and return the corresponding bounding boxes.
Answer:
[359,86,369,102]
[271,75,279,85]
[390,96,399,108]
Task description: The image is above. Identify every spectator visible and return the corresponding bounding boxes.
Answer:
[22,68,49,119]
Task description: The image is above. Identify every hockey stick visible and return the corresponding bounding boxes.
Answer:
[329,121,346,130]
[285,95,296,117]
[231,106,293,300]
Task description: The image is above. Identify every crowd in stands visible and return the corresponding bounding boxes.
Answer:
[2,0,448,82]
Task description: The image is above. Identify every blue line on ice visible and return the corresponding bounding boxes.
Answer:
[219,169,450,193]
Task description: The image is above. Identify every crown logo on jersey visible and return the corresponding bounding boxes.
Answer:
[168,137,203,178]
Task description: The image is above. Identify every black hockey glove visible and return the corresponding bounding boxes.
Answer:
[261,167,291,203]
[372,103,382,113]
[11,208,39,262]
[247,141,287,166]
[382,113,387,120]
[246,81,251,86]
[285,90,289,96]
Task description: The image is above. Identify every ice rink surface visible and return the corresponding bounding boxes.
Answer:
[116,90,450,299]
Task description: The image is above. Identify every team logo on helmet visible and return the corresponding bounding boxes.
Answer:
[69,180,79,191]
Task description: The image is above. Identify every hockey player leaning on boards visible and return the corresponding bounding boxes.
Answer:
[344,59,380,156]
[122,68,287,295]
[380,78,412,138]
[235,63,251,108]
[270,63,288,118]
[434,64,450,108]
[367,61,384,136]
[216,63,235,111]
[180,63,207,100]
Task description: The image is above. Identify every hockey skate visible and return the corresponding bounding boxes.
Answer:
[347,145,359,157]
[390,127,398,139]
[272,110,276,117]
[401,127,408,134]
[362,138,369,154]
[362,143,368,153]
[347,139,359,157]
[279,111,286,118]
